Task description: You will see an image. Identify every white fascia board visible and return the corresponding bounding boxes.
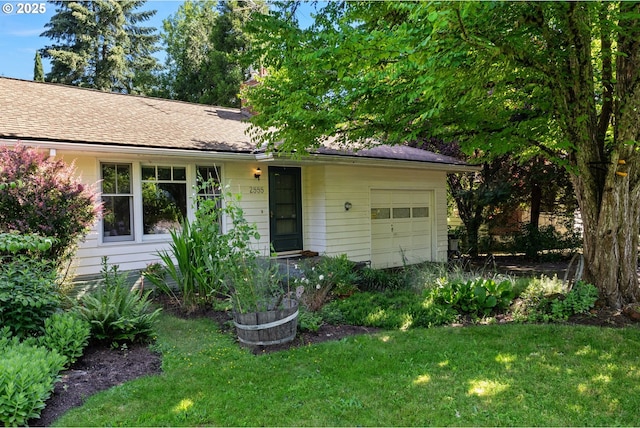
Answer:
[0,139,255,161]
[255,151,480,172]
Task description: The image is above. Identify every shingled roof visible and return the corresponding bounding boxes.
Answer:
[0,77,470,168]
[0,77,252,152]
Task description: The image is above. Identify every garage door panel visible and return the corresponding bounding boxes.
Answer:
[371,189,434,269]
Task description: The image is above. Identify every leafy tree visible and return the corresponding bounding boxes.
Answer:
[40,0,160,94]
[160,0,265,106]
[244,1,640,308]
[0,145,101,263]
[159,0,218,101]
[33,51,44,82]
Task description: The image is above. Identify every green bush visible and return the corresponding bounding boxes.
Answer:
[0,232,55,256]
[297,307,323,332]
[0,256,62,338]
[38,312,91,366]
[550,281,599,320]
[509,223,581,259]
[77,259,161,344]
[357,267,413,292]
[432,278,515,317]
[513,279,598,323]
[0,337,66,426]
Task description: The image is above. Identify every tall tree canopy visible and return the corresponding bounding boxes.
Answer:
[245,1,640,308]
[160,0,266,107]
[40,0,160,93]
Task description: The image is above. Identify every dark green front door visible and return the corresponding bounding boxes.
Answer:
[269,166,303,252]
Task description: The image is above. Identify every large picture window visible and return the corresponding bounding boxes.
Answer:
[101,163,133,242]
[142,165,187,234]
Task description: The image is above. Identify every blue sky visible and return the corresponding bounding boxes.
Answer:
[0,1,315,81]
[0,1,184,80]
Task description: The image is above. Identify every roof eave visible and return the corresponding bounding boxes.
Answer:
[255,151,479,172]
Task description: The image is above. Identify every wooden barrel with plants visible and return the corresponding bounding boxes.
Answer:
[233,298,298,346]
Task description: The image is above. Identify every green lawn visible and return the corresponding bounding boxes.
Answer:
[56,314,640,426]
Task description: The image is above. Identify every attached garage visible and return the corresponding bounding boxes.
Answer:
[371,189,434,268]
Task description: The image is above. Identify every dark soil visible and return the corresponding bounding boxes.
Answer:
[31,255,639,427]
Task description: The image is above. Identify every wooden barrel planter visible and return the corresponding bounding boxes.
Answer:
[233,298,299,346]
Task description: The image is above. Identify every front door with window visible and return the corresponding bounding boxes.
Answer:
[269,166,303,252]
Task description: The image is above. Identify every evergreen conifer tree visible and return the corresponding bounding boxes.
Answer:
[33,51,44,82]
[40,0,160,94]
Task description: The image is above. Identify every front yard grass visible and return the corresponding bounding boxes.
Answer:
[55,313,640,426]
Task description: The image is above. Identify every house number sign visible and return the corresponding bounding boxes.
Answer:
[249,186,265,194]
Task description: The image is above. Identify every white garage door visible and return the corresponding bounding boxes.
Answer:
[371,189,433,269]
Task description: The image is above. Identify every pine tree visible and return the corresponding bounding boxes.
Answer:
[33,51,44,82]
[40,0,160,94]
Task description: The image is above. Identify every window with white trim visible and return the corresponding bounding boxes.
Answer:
[142,165,187,234]
[101,163,134,242]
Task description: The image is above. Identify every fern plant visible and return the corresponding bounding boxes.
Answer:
[77,259,161,344]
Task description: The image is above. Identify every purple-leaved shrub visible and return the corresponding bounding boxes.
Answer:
[0,144,101,262]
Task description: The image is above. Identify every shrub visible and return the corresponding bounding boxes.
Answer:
[0,232,55,257]
[550,281,599,320]
[509,223,581,259]
[294,255,360,311]
[297,307,323,332]
[357,266,413,292]
[38,312,91,366]
[0,255,61,338]
[0,144,101,263]
[513,278,598,323]
[432,278,515,317]
[0,337,66,426]
[77,259,162,344]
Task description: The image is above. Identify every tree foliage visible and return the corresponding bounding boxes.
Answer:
[245,1,640,307]
[159,0,266,107]
[33,51,44,82]
[40,0,160,94]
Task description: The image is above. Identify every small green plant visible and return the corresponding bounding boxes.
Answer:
[38,311,91,366]
[549,281,599,321]
[297,307,323,332]
[0,255,62,338]
[0,337,66,426]
[512,277,598,323]
[0,232,55,256]
[432,277,515,317]
[77,258,162,343]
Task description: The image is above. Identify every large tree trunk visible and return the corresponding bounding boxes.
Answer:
[553,2,640,308]
[575,165,640,309]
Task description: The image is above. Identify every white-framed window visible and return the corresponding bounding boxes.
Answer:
[101,163,134,242]
[141,165,187,235]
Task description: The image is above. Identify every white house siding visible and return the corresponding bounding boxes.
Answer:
[303,165,328,253]
[311,164,449,266]
[58,151,272,277]
[49,149,449,277]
